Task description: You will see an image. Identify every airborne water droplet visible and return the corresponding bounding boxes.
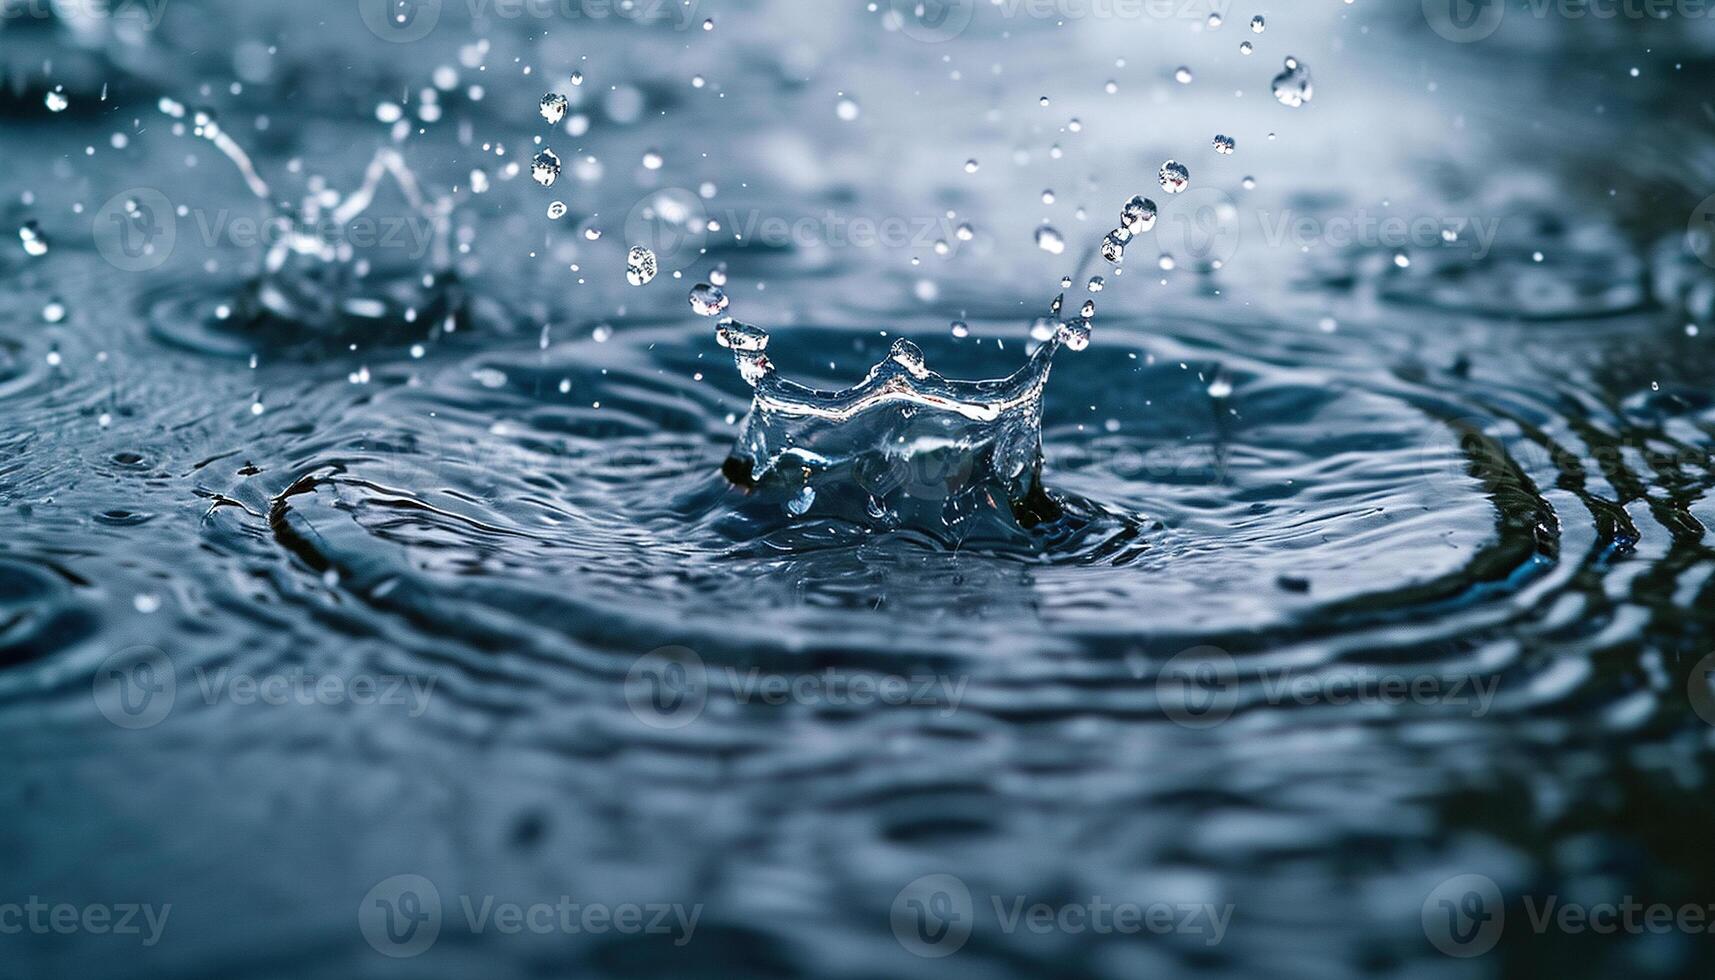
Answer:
[19,221,48,257]
[531,148,562,186]
[1121,195,1157,232]
[1272,57,1313,108]
[1035,226,1066,254]
[1213,134,1236,154]
[715,318,768,352]
[547,201,567,220]
[45,90,68,113]
[626,246,658,286]
[539,93,568,125]
[950,320,969,338]
[1174,66,1194,84]
[1158,160,1190,194]
[1057,318,1092,351]
[689,282,730,317]
[1250,15,1266,33]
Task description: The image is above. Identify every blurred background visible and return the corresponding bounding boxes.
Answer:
[4,1,1715,977]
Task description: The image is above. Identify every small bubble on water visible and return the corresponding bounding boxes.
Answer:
[1250,15,1266,33]
[531,148,561,186]
[1174,66,1194,84]
[689,282,730,316]
[1213,134,1236,154]
[1272,57,1313,108]
[1035,225,1066,254]
[1158,160,1190,194]
[626,246,658,286]
[539,93,568,125]
[45,90,68,113]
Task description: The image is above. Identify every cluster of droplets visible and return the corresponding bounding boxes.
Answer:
[528,79,658,285]
[1098,194,1158,264]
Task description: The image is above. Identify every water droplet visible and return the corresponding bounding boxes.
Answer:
[1121,195,1158,232]
[950,320,969,338]
[1041,189,1056,204]
[1080,299,1096,318]
[539,92,568,125]
[689,283,730,317]
[531,148,562,187]
[1174,66,1194,84]
[964,159,980,174]
[1207,12,1223,28]
[570,71,584,86]
[626,246,658,286]
[591,324,614,342]
[1213,134,1236,155]
[836,98,860,121]
[1250,15,1266,33]
[18,221,48,257]
[1158,160,1190,194]
[1057,318,1092,351]
[1240,41,1254,55]
[1208,376,1233,398]
[1030,317,1058,342]
[1101,230,1130,263]
[1086,276,1104,293]
[642,149,664,170]
[44,90,68,113]
[547,201,567,220]
[1272,57,1313,108]
[41,300,66,323]
[955,223,974,241]
[1035,226,1066,255]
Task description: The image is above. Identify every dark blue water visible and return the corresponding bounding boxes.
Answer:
[4,2,1715,978]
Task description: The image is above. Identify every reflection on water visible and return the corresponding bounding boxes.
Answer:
[3,2,1715,978]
